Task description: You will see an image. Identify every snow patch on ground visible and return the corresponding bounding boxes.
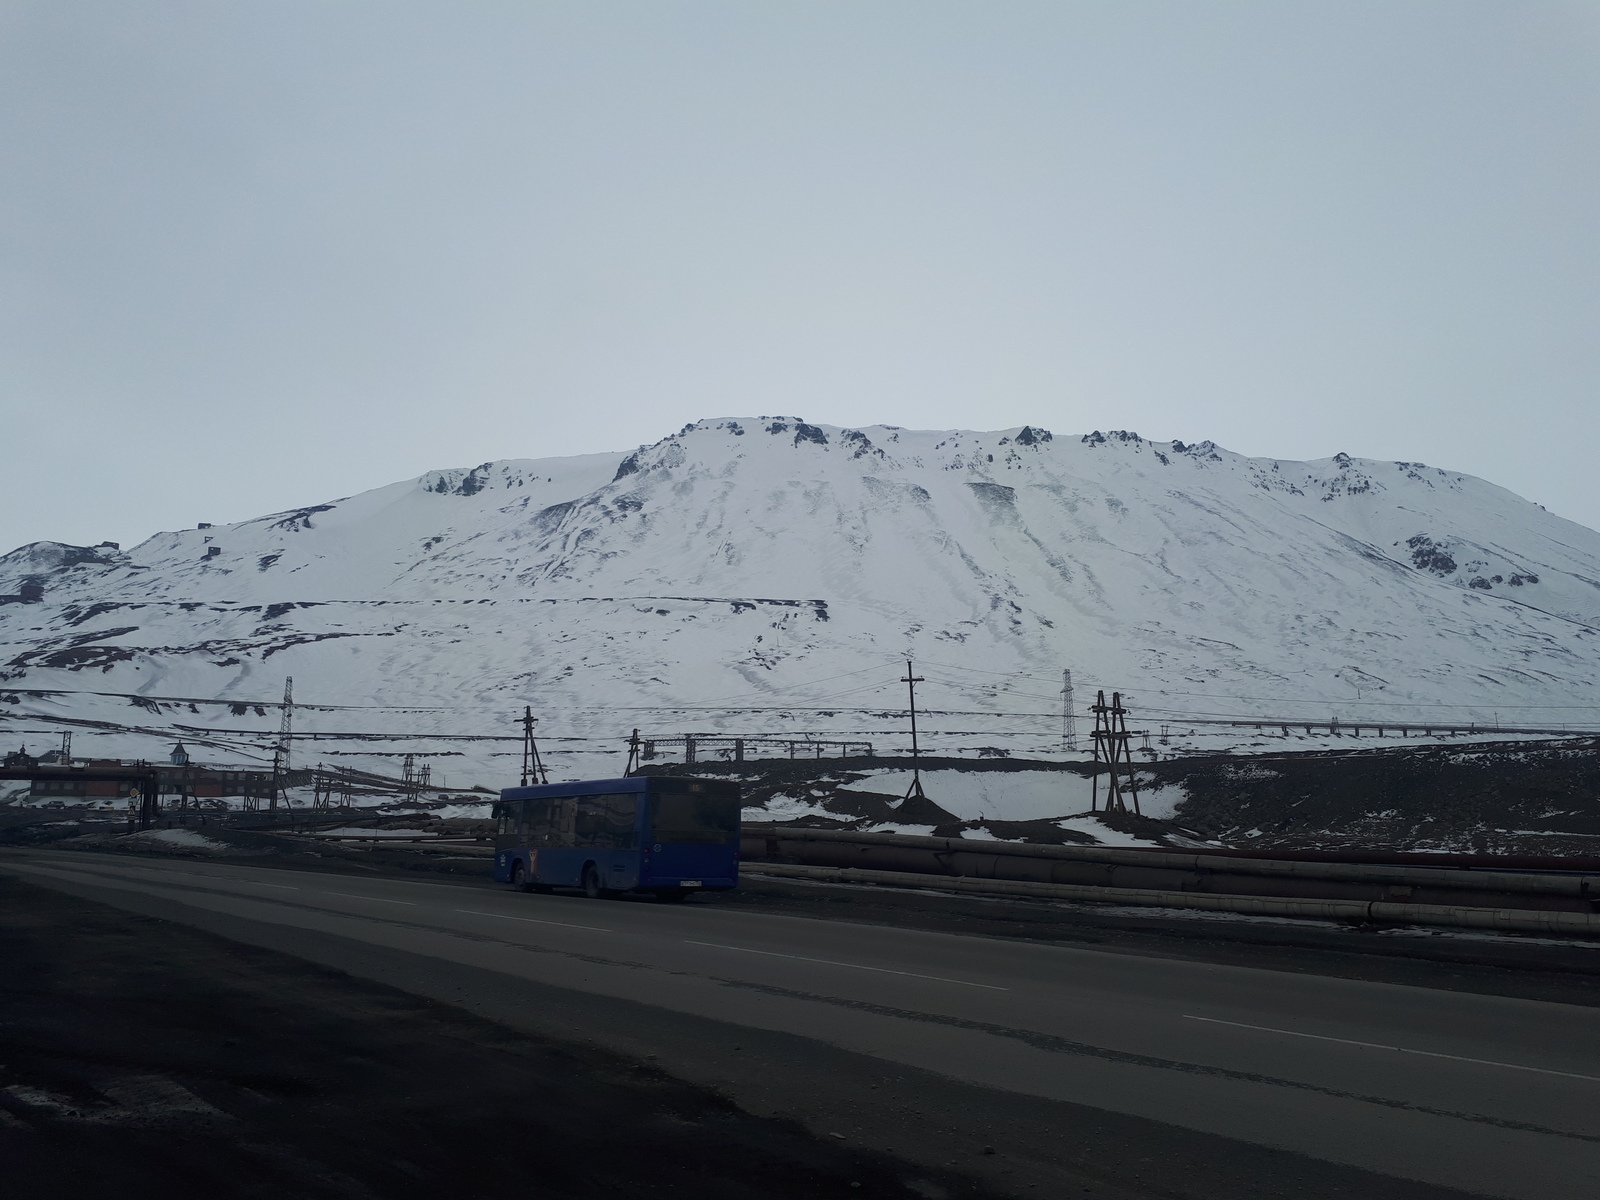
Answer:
[1050,816,1164,847]
[126,828,230,852]
[317,827,437,837]
[835,768,1182,824]
[434,802,495,819]
[753,794,839,821]
[857,770,1087,821]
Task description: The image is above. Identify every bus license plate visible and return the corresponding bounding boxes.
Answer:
[681,880,702,888]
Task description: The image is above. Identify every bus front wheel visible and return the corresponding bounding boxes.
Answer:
[511,860,533,893]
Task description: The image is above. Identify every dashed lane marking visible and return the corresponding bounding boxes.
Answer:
[321,892,415,905]
[1184,1015,1600,1083]
[685,941,1009,991]
[455,908,611,933]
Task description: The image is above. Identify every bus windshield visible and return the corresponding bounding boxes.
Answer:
[648,792,740,844]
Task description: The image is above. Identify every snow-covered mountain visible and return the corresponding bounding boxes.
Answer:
[4,417,1600,785]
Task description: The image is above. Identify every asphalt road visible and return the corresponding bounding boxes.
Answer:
[6,850,1597,1199]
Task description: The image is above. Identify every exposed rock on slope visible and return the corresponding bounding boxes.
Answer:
[4,418,1600,784]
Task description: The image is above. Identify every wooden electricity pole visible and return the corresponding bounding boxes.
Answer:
[901,660,929,805]
[520,706,549,787]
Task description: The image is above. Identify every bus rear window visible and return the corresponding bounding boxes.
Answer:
[648,793,740,845]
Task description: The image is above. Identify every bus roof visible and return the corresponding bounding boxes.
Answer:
[498,776,738,802]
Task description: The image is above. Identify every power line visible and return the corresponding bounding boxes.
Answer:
[1126,689,1600,711]
[0,687,444,711]
[686,662,894,706]
[9,670,1598,716]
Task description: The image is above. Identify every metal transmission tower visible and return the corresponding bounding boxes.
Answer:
[900,660,930,806]
[312,763,332,811]
[519,706,549,787]
[1060,669,1077,751]
[278,676,294,772]
[270,676,294,812]
[625,729,642,776]
[398,755,432,801]
[1089,690,1142,815]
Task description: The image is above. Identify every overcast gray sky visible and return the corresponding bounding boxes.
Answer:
[3,1,1597,552]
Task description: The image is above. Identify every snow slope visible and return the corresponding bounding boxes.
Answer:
[4,417,1600,795]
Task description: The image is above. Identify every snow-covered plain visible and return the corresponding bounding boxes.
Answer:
[4,417,1600,825]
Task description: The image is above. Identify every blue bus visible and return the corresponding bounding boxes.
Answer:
[491,775,741,901]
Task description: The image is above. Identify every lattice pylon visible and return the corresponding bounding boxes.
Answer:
[1089,690,1141,815]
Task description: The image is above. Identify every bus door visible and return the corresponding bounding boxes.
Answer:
[570,793,643,890]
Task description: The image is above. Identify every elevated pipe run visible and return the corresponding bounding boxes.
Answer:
[740,826,1600,912]
[743,862,1600,939]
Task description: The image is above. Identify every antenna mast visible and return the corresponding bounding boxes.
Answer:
[900,660,929,806]
[520,706,548,786]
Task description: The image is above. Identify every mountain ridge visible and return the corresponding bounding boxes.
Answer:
[3,417,1600,777]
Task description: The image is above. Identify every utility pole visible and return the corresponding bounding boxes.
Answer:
[520,706,548,787]
[1060,669,1077,752]
[901,660,929,805]
[625,729,642,776]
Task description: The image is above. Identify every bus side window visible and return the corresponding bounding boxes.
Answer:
[574,794,639,850]
[534,798,576,848]
[603,794,639,849]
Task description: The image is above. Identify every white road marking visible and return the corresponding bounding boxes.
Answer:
[321,892,415,905]
[1184,1015,1600,1083]
[235,880,299,890]
[456,908,611,933]
[685,941,1010,991]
